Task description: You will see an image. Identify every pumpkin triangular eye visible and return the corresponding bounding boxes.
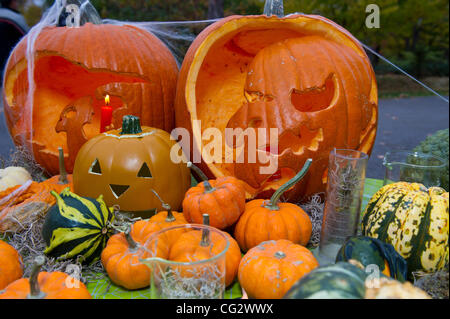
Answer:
[137,162,152,178]
[89,159,102,175]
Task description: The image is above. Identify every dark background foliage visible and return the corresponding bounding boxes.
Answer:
[16,0,450,78]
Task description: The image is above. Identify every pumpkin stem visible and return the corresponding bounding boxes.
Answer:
[187,162,215,193]
[264,158,313,210]
[200,214,210,247]
[28,256,47,299]
[120,115,143,135]
[125,228,138,250]
[57,147,68,184]
[150,189,175,222]
[264,0,284,17]
[274,251,286,259]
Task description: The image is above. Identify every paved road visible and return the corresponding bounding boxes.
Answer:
[1,95,449,179]
[367,95,449,179]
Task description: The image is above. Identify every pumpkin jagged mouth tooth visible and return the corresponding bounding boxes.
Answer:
[279,127,324,155]
[109,184,130,198]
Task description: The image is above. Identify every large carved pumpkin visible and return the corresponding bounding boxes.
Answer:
[175,10,378,200]
[3,22,178,176]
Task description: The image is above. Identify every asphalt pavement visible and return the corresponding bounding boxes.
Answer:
[1,95,449,179]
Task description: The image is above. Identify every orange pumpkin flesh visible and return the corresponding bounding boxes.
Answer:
[4,23,178,175]
[0,240,23,290]
[175,14,378,200]
[238,239,319,299]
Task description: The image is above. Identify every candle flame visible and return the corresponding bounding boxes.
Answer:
[105,94,110,105]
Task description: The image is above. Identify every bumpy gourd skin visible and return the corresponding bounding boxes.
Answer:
[414,128,449,191]
[362,182,449,276]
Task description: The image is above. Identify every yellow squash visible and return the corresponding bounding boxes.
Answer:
[362,182,449,275]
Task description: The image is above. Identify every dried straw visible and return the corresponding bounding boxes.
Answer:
[0,146,47,182]
[299,193,325,247]
[413,268,449,299]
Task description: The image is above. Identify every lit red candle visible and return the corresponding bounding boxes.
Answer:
[100,94,112,133]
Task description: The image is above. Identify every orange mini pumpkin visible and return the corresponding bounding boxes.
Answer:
[0,240,23,290]
[169,215,242,287]
[3,20,178,176]
[182,162,246,230]
[175,6,378,201]
[0,256,91,299]
[41,147,73,192]
[101,223,169,290]
[238,239,319,299]
[73,115,191,217]
[234,159,313,252]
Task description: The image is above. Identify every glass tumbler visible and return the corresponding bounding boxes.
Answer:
[318,149,368,264]
[383,151,446,188]
[139,224,229,299]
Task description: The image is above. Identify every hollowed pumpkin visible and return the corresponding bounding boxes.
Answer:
[175,11,378,200]
[3,22,178,176]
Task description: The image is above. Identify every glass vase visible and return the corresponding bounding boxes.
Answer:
[139,224,229,299]
[318,149,368,264]
[383,150,446,188]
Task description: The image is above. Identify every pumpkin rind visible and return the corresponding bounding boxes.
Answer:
[283,261,368,299]
[238,239,318,299]
[336,236,408,282]
[362,182,449,275]
[41,188,115,264]
[0,240,23,290]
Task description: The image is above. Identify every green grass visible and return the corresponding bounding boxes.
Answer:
[377,74,449,99]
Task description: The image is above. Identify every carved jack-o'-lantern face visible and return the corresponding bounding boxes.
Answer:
[3,23,178,176]
[73,116,191,216]
[175,14,378,200]
[227,36,377,199]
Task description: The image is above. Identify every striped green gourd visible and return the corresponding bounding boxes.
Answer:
[362,182,449,275]
[42,188,115,264]
[283,262,368,299]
